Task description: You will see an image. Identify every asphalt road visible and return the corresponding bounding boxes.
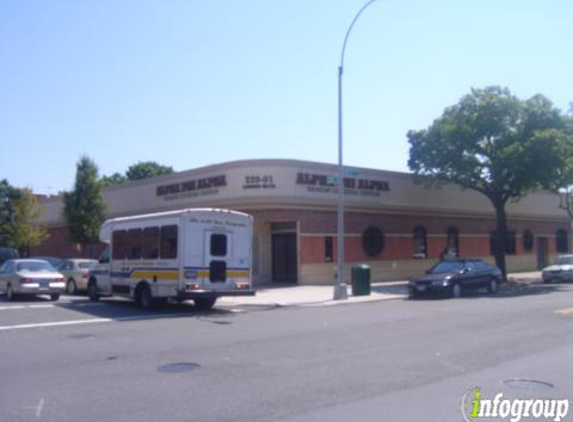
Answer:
[1,282,573,422]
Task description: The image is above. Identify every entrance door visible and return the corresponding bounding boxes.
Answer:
[272,233,297,284]
[537,237,548,269]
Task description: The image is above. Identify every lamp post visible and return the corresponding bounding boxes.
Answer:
[334,0,382,300]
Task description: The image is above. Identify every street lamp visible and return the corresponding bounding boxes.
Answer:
[334,0,382,300]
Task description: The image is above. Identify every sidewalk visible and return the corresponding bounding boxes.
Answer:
[218,271,543,309]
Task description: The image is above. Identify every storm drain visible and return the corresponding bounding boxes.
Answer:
[159,363,201,374]
[502,379,554,391]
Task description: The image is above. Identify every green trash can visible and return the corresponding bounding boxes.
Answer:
[351,264,371,296]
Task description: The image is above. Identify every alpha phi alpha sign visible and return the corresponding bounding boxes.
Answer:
[296,172,390,197]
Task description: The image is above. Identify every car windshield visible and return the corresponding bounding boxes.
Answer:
[430,261,465,274]
[16,261,54,272]
[555,256,573,265]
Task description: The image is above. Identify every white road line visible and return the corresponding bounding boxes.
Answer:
[0,303,105,311]
[36,399,44,418]
[0,313,192,331]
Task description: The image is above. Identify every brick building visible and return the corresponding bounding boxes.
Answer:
[35,159,570,285]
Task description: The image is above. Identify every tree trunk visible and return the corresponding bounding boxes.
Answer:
[492,198,508,281]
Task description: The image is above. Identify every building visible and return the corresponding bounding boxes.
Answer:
[36,159,570,285]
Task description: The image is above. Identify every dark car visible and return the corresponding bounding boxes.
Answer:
[408,259,502,299]
[0,247,19,266]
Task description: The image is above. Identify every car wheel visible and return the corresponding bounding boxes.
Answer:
[87,279,100,302]
[50,293,60,301]
[194,298,216,311]
[451,283,462,299]
[136,284,152,309]
[6,284,14,301]
[66,279,77,295]
[488,278,499,294]
[542,277,552,284]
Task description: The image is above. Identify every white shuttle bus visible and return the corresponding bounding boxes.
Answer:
[87,208,255,310]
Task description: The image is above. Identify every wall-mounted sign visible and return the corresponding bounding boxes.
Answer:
[296,172,390,197]
[242,175,276,190]
[156,175,226,201]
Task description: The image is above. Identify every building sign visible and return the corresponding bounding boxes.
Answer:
[296,172,390,197]
[156,175,226,201]
[242,175,277,190]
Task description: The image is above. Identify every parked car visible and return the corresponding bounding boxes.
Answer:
[57,258,97,294]
[0,259,65,301]
[541,255,573,284]
[30,256,63,268]
[0,247,19,265]
[408,259,502,299]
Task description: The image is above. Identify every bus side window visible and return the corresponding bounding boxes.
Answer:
[142,227,160,259]
[112,230,128,260]
[128,228,143,260]
[160,225,178,259]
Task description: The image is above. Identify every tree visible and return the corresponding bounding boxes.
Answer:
[0,179,22,246]
[100,172,127,187]
[62,156,107,257]
[408,86,572,279]
[4,189,49,256]
[125,161,173,181]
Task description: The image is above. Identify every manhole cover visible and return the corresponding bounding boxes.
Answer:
[158,363,201,373]
[502,379,554,390]
[67,334,95,340]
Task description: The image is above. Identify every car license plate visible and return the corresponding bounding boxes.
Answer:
[39,282,49,288]
[417,285,426,292]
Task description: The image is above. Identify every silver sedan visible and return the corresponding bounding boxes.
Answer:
[542,254,573,283]
[57,258,97,294]
[0,259,65,301]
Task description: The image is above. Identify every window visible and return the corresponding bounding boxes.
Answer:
[446,226,459,257]
[556,229,569,253]
[210,234,228,256]
[474,261,490,272]
[362,226,384,257]
[142,227,160,259]
[210,260,227,282]
[127,228,142,259]
[522,230,534,252]
[160,225,178,259]
[112,230,128,260]
[413,226,427,257]
[325,236,333,262]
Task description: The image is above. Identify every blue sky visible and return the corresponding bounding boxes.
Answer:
[0,0,571,194]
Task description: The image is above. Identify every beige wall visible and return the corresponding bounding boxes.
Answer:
[39,159,568,226]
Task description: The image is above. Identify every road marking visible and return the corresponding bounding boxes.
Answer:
[36,399,44,418]
[0,303,105,311]
[0,312,193,331]
[555,307,573,316]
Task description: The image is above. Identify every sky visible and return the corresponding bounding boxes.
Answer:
[0,0,571,195]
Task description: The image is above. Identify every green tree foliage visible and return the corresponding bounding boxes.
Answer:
[100,161,173,186]
[63,156,107,257]
[125,161,173,181]
[408,86,572,278]
[5,188,49,256]
[0,179,22,246]
[100,172,127,187]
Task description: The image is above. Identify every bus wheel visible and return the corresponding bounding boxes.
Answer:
[136,284,152,309]
[194,298,216,311]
